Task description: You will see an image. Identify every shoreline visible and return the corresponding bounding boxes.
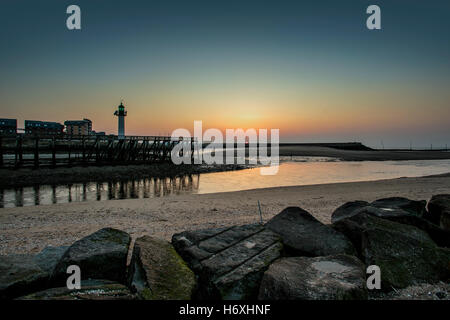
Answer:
[1,172,450,255]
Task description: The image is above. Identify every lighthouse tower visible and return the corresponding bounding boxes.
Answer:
[114,101,127,139]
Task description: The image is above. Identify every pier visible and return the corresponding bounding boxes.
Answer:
[0,134,195,169]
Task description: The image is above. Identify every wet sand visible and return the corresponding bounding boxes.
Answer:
[1,173,449,255]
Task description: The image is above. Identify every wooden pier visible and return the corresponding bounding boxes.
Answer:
[0,134,195,169]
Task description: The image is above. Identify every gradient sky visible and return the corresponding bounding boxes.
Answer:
[0,0,449,148]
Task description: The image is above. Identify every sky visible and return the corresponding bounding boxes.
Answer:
[0,0,449,148]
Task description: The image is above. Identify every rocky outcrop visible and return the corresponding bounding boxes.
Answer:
[442,211,450,231]
[428,194,450,229]
[18,279,135,300]
[34,246,69,274]
[266,207,356,256]
[0,246,68,299]
[128,236,196,300]
[0,255,49,300]
[51,228,131,286]
[258,255,367,300]
[331,201,369,223]
[332,198,425,224]
[332,198,450,247]
[3,195,450,301]
[333,213,450,289]
[362,226,450,289]
[370,197,427,217]
[172,224,283,300]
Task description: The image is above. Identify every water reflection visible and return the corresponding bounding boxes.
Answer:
[0,175,200,208]
[2,159,450,208]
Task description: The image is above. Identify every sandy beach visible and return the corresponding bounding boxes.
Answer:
[1,172,449,256]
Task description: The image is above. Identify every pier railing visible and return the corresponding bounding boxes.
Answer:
[0,134,196,169]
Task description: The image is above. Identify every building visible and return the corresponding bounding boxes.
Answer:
[114,102,127,139]
[0,118,17,135]
[64,118,92,135]
[25,120,64,135]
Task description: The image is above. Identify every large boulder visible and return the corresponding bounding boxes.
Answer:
[362,227,450,289]
[18,279,135,300]
[428,194,450,229]
[442,211,450,231]
[332,199,422,225]
[332,201,450,247]
[128,236,196,300]
[0,255,49,299]
[172,224,283,300]
[331,201,369,223]
[0,246,68,299]
[34,246,69,274]
[334,213,450,289]
[333,213,436,255]
[51,228,131,286]
[266,207,356,256]
[258,255,367,300]
[370,197,427,217]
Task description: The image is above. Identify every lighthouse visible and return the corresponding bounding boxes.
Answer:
[114,101,127,139]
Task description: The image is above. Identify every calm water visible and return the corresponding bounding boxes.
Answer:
[1,158,450,208]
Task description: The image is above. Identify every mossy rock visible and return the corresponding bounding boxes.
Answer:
[362,227,450,290]
[128,236,196,300]
[51,228,131,286]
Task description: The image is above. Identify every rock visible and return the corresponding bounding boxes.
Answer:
[0,246,68,299]
[333,212,438,256]
[18,279,135,300]
[0,255,49,299]
[441,210,450,231]
[362,226,450,289]
[172,224,283,300]
[428,194,450,228]
[128,236,196,300]
[266,207,356,256]
[334,212,450,289]
[332,197,427,224]
[331,201,370,223]
[258,255,367,300]
[332,202,450,248]
[376,214,450,248]
[34,246,69,274]
[51,228,131,286]
[370,197,427,217]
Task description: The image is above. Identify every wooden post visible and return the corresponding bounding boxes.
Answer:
[34,137,39,169]
[15,135,23,168]
[68,137,72,167]
[82,136,86,165]
[0,136,3,168]
[95,136,100,164]
[18,136,23,165]
[52,137,56,168]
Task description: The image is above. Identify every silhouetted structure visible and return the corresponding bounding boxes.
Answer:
[0,134,195,169]
[25,120,64,135]
[64,119,92,135]
[0,119,17,135]
[114,102,127,139]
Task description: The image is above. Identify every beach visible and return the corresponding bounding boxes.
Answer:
[1,172,449,256]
